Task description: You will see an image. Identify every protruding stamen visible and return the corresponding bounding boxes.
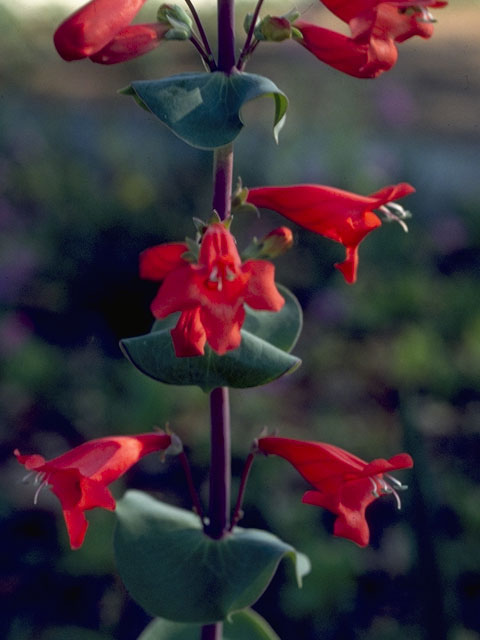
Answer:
[22,471,35,484]
[33,480,46,505]
[391,487,402,510]
[369,473,408,510]
[419,7,436,22]
[378,203,411,233]
[385,473,409,491]
[369,476,380,498]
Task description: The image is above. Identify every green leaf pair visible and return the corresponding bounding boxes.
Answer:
[120,284,302,392]
[115,491,310,626]
[125,71,288,149]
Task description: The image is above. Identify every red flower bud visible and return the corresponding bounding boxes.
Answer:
[260,227,294,258]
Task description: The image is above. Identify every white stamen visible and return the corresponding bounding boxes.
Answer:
[209,264,225,291]
[225,266,236,282]
[378,204,411,233]
[419,7,436,22]
[369,476,380,498]
[22,471,35,484]
[33,481,46,505]
[369,473,408,510]
[391,487,402,510]
[385,473,408,491]
[33,471,46,485]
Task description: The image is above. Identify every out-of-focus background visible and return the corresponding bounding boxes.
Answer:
[1,1,479,639]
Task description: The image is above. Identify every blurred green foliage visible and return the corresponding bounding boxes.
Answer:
[1,2,480,640]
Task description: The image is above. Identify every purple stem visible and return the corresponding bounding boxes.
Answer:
[212,145,233,219]
[201,623,224,640]
[237,0,265,69]
[206,387,231,539]
[190,35,216,71]
[178,451,205,522]
[201,3,235,635]
[184,0,216,67]
[229,451,255,530]
[217,0,236,73]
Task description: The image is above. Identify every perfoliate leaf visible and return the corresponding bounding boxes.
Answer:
[120,285,302,392]
[137,609,281,640]
[115,491,310,624]
[127,72,288,149]
[243,284,302,353]
[121,328,300,392]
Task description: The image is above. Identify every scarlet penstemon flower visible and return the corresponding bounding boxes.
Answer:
[16,432,172,548]
[54,0,168,64]
[140,222,285,356]
[258,436,413,546]
[294,0,447,77]
[246,182,415,283]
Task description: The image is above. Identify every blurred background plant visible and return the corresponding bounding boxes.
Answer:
[1,1,479,639]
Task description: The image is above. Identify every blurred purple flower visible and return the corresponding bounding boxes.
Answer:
[430,215,468,254]
[376,83,417,128]
[0,313,33,356]
[0,245,38,302]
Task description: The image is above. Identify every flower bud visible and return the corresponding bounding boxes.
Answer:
[259,227,294,257]
[157,4,192,34]
[258,16,292,42]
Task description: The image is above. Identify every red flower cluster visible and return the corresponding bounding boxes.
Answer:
[258,436,413,546]
[16,433,171,548]
[247,182,414,283]
[140,223,285,356]
[295,0,447,77]
[54,0,168,64]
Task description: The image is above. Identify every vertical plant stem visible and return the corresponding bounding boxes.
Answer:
[212,144,234,219]
[217,0,236,72]
[201,623,224,640]
[201,50,235,631]
[206,387,231,539]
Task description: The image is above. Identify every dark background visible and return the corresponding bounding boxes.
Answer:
[1,1,480,639]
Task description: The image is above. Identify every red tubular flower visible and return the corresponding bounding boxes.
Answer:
[15,432,171,549]
[53,0,166,64]
[140,223,285,356]
[258,436,413,546]
[89,23,168,65]
[320,0,446,27]
[295,1,446,77]
[246,182,415,283]
[140,242,189,281]
[295,21,397,78]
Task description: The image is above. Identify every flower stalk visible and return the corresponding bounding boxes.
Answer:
[237,0,265,69]
[202,3,236,622]
[229,451,256,530]
[178,450,205,522]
